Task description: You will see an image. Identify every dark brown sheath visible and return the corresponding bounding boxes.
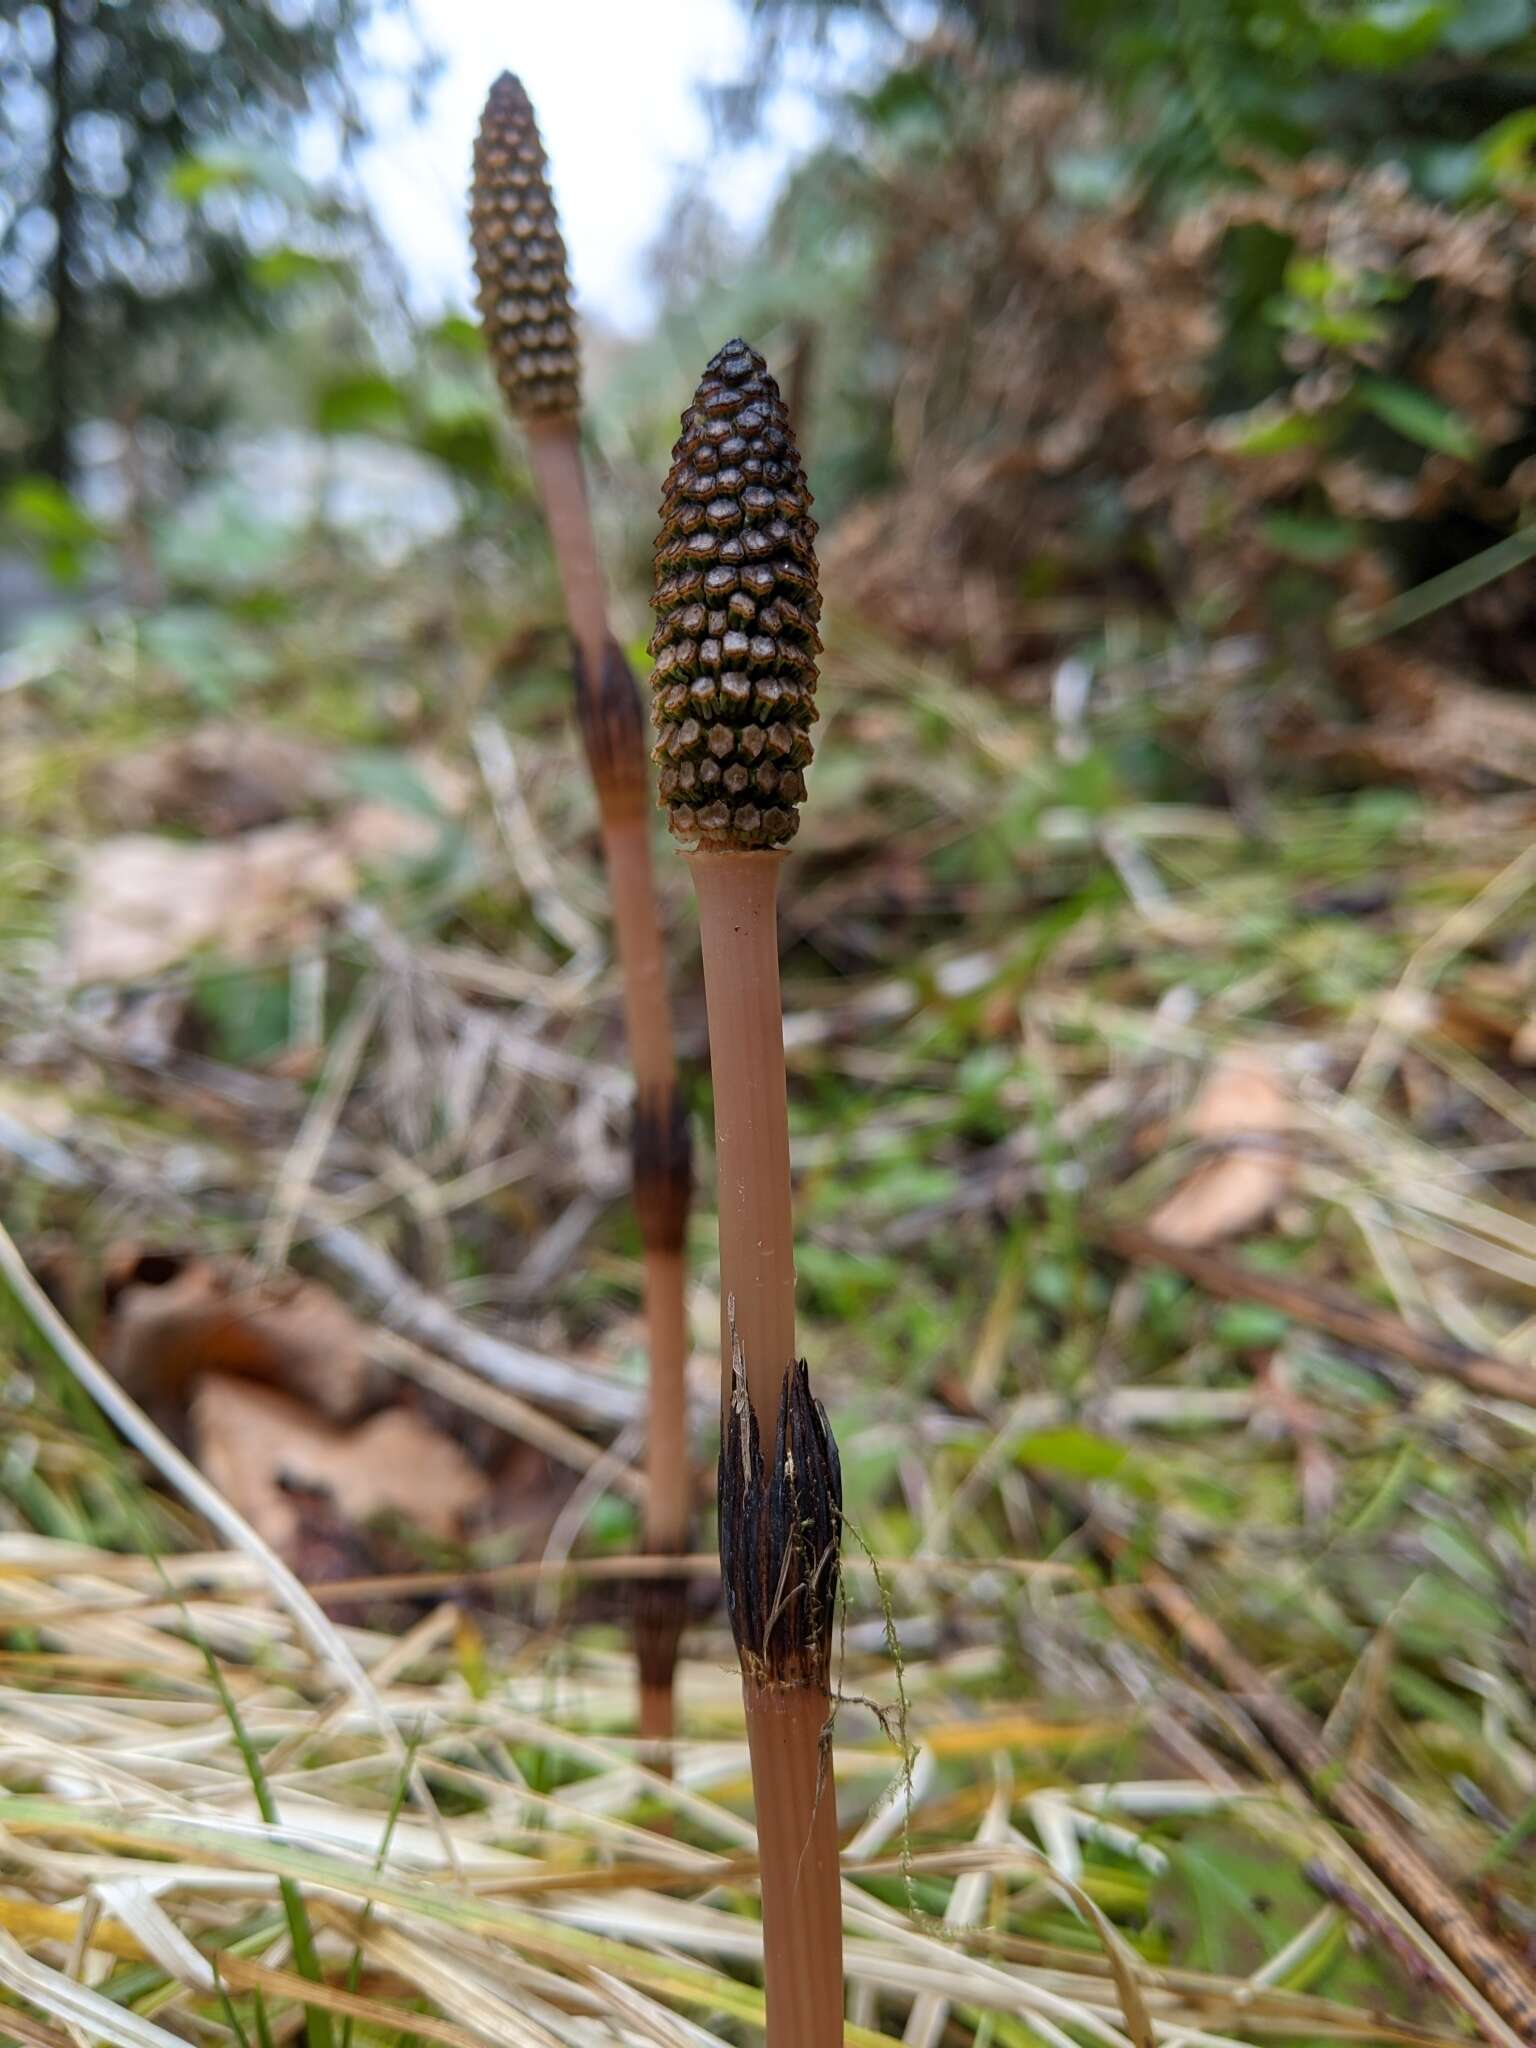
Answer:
[720,1353,843,1691]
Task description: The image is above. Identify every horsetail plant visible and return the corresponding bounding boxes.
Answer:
[470,73,693,1751]
[651,340,844,2046]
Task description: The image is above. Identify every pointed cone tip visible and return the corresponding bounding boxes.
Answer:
[706,338,768,381]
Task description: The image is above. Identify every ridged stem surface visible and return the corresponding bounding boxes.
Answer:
[525,417,609,681]
[600,815,690,1747]
[744,1679,844,2048]
[690,846,844,2045]
[688,850,796,1437]
[600,812,675,1081]
[523,414,691,1751]
[638,1249,689,1548]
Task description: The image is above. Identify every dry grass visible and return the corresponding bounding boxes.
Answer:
[0,1529,1490,2048]
[1,538,1535,2040]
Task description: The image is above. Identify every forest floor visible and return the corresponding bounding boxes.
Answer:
[0,526,1534,2047]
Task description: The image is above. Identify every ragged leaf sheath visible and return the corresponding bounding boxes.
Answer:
[719,1351,842,1691]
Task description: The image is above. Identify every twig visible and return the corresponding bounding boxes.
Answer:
[1094,1221,1536,1408]
[310,1223,644,1428]
[470,715,601,972]
[369,1329,646,1504]
[258,978,382,1272]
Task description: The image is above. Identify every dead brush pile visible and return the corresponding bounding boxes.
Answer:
[827,72,1536,789]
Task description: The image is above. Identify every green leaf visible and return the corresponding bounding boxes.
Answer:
[1268,295,1389,348]
[853,64,948,132]
[313,370,412,438]
[1358,376,1480,459]
[796,1242,901,1318]
[193,967,293,1066]
[140,606,275,707]
[1318,0,1451,68]
[1162,1828,1331,1977]
[249,247,347,292]
[338,749,447,818]
[1213,1304,1293,1350]
[166,152,257,201]
[429,314,486,356]
[1213,402,1332,458]
[167,147,310,206]
[1012,1426,1155,1495]
[1258,510,1362,565]
[4,477,105,586]
[1475,107,1536,183]
[5,476,101,545]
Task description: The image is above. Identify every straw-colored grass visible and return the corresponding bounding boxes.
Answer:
[0,1530,1486,2048]
[3,532,1536,2041]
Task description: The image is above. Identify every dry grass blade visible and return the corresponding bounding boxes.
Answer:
[0,1926,188,2048]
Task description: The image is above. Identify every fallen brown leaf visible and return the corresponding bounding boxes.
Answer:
[68,826,356,984]
[104,1251,377,1423]
[192,1374,490,1557]
[1146,1056,1295,1248]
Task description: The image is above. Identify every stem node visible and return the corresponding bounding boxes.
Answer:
[720,1348,842,1693]
[632,1084,693,1255]
[573,637,649,816]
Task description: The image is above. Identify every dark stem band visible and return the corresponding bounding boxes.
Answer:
[573,636,649,810]
[632,1553,692,1693]
[632,1084,693,1254]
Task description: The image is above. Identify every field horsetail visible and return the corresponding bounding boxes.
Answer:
[471,72,695,1755]
[653,340,845,2048]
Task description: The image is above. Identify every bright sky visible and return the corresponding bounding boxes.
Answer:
[357,0,892,332]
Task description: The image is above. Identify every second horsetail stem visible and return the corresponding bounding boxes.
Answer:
[471,71,692,1753]
[471,72,602,671]
[653,340,844,2048]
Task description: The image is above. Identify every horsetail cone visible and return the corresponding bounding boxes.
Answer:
[469,73,580,420]
[650,341,821,851]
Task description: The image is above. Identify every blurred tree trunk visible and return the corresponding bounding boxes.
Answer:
[41,0,77,485]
